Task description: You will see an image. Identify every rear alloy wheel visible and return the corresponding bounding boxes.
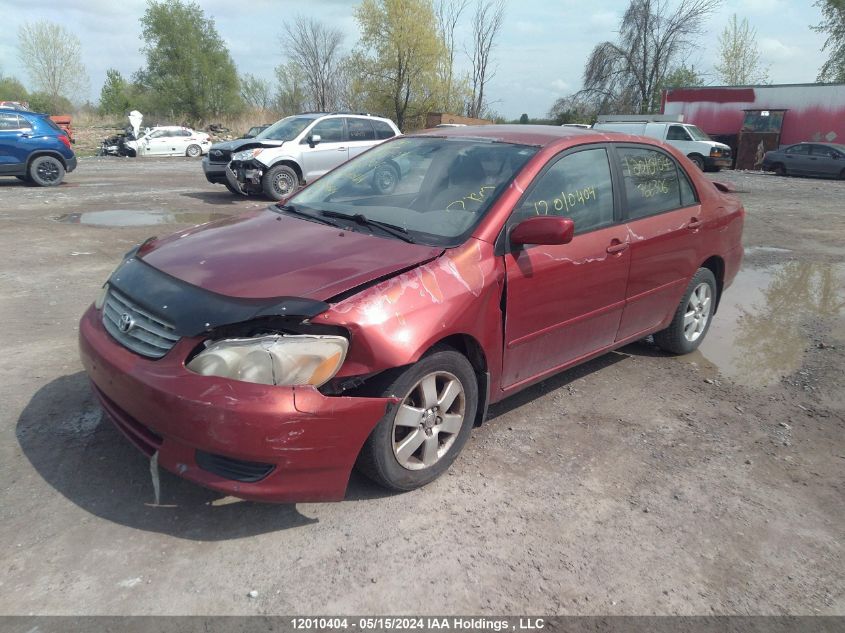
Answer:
[654,268,717,355]
[688,154,705,171]
[29,156,65,187]
[262,164,299,200]
[185,144,202,158]
[357,348,477,491]
[773,163,787,176]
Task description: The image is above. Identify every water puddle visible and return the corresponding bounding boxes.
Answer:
[687,261,845,387]
[54,209,230,227]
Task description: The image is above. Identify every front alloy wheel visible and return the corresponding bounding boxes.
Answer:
[357,347,478,491]
[392,371,465,470]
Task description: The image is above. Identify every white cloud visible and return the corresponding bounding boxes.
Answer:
[759,37,801,60]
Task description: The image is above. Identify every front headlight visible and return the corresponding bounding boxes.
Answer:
[186,334,348,387]
[232,148,264,161]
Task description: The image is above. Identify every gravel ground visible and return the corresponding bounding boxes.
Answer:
[0,159,842,615]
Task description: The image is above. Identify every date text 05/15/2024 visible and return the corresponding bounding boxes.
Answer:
[290,617,546,631]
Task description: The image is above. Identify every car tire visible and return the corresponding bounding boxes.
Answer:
[186,144,202,158]
[262,164,299,200]
[653,268,717,355]
[372,162,400,195]
[773,163,787,176]
[28,156,65,187]
[356,347,478,491]
[688,154,705,171]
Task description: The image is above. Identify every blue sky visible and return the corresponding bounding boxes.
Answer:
[0,0,830,119]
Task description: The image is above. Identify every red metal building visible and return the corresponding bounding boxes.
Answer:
[661,83,845,168]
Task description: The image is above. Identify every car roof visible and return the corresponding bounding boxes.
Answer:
[0,107,46,116]
[412,123,640,147]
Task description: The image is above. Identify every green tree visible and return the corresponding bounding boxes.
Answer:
[137,0,242,121]
[17,20,88,106]
[714,14,768,85]
[0,75,29,102]
[99,69,131,116]
[813,0,845,82]
[657,63,705,96]
[518,113,529,124]
[27,92,74,114]
[353,0,444,130]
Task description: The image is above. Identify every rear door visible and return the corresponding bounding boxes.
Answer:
[810,144,843,177]
[300,118,348,182]
[613,144,703,340]
[502,145,630,388]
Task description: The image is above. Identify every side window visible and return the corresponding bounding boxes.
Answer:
[372,120,397,140]
[515,147,615,234]
[786,144,809,155]
[667,125,691,141]
[617,146,684,219]
[310,118,345,143]
[148,130,164,139]
[0,113,23,131]
[347,118,376,141]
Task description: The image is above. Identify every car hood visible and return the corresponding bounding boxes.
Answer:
[208,138,284,153]
[138,209,444,301]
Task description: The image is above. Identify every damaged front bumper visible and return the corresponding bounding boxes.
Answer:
[225,159,263,196]
[78,305,394,502]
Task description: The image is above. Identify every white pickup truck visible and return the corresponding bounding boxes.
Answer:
[593,115,732,172]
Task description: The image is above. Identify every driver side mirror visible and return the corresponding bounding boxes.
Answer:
[308,134,322,148]
[510,216,574,247]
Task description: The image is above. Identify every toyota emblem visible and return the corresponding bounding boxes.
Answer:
[118,313,135,333]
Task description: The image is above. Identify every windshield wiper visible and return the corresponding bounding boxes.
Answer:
[275,203,343,228]
[320,210,415,243]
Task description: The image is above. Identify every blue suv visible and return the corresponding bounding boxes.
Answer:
[0,108,77,186]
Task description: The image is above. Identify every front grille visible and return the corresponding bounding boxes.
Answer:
[195,450,275,483]
[208,149,231,164]
[102,288,180,358]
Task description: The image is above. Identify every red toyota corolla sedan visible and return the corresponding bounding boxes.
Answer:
[79,125,744,502]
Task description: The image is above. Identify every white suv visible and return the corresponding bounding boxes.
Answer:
[217,112,400,200]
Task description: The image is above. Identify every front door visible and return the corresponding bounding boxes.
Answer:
[502,146,630,389]
[300,118,348,182]
[783,143,813,174]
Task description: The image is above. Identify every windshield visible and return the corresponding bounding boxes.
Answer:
[257,116,313,141]
[287,137,539,246]
[687,125,712,141]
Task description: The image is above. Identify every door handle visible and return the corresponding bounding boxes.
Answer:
[606,241,629,254]
[337,147,347,151]
[687,217,703,230]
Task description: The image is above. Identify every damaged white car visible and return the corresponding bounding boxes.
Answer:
[124,126,211,158]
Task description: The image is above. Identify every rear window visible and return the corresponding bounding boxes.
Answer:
[42,117,63,133]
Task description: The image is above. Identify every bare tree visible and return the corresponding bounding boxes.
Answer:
[17,20,89,104]
[436,0,470,113]
[466,0,505,118]
[581,0,721,114]
[274,61,308,115]
[282,16,344,111]
[714,14,768,85]
[240,73,273,110]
